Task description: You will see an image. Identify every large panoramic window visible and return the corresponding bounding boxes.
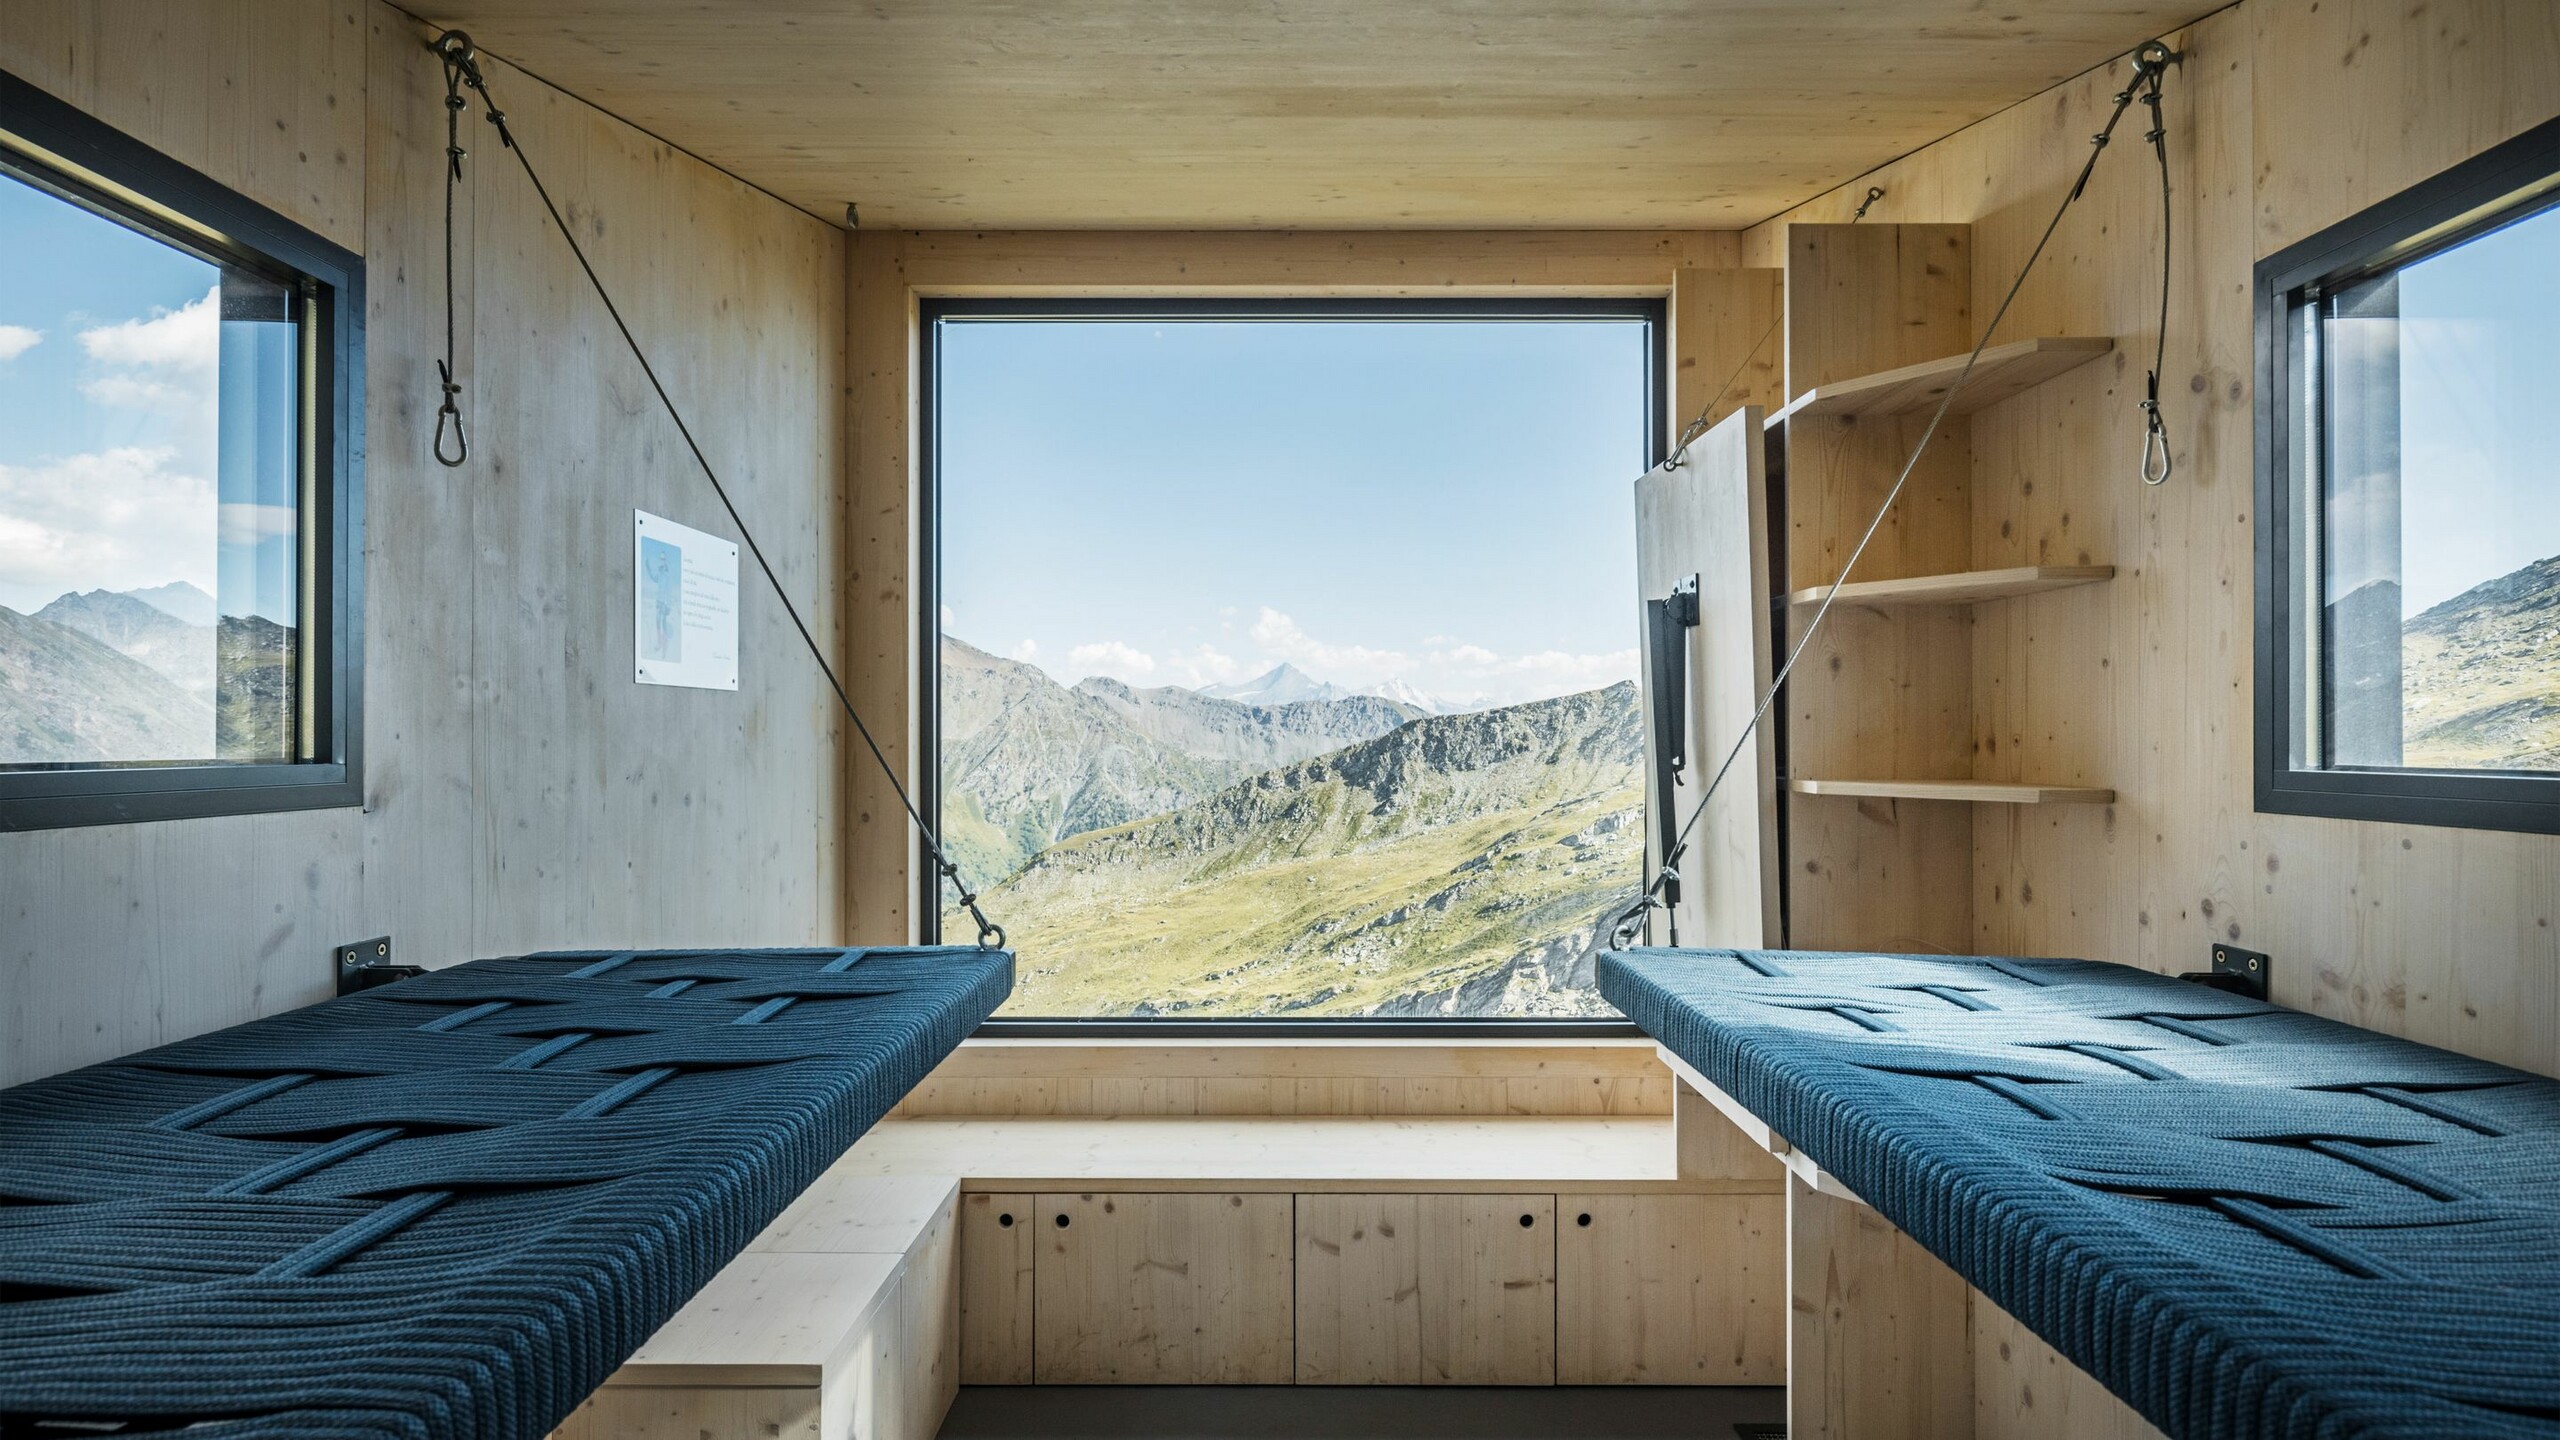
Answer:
[2257,115,2560,833]
[0,74,361,828]
[929,299,1658,1019]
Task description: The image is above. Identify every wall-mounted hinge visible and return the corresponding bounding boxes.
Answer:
[336,935,423,996]
[2179,943,2269,1002]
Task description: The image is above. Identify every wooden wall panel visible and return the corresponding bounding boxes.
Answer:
[890,1039,1676,1118]
[844,229,1735,939]
[1741,0,2560,1076]
[1786,1177,1973,1439]
[0,2,847,1085]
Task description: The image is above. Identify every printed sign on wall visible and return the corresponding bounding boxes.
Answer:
[634,509,739,690]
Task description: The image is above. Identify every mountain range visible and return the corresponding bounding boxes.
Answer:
[2401,551,2560,769]
[1201,662,1441,714]
[0,583,294,766]
[939,638,1423,889]
[974,680,1642,1018]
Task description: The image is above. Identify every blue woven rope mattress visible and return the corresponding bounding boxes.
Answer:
[0,944,1012,1440]
[1598,947,2560,1440]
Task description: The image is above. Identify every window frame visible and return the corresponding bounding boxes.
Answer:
[0,71,365,831]
[2253,112,2560,836]
[919,294,1665,1034]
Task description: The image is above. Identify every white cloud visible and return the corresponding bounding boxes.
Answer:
[0,325,40,362]
[218,502,297,546]
[1250,607,1410,677]
[1068,639,1156,678]
[1165,644,1240,687]
[1010,638,1039,662]
[1232,607,1634,710]
[0,446,217,613]
[940,603,958,631]
[80,286,218,372]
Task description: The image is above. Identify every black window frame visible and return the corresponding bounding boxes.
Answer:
[0,71,364,831]
[2254,112,2560,836]
[919,294,1664,1036]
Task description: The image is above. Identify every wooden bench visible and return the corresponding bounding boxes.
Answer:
[552,1173,962,1440]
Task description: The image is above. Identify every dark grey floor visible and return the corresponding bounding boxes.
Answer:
[938,1386,1786,1439]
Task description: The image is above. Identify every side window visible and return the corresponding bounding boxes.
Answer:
[2257,116,2560,833]
[0,74,361,828]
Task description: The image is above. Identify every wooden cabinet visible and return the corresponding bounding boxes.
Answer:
[957,1192,1034,1384]
[1032,1192,1294,1384]
[1295,1193,1556,1385]
[1557,1193,1784,1384]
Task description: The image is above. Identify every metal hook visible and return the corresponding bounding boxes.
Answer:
[2139,410,2172,486]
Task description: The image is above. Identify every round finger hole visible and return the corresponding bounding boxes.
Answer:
[1576,1213,1592,1227]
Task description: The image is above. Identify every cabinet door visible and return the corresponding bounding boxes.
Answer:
[1417,1194,1556,1386]
[958,1193,1034,1384]
[1557,1193,1783,1384]
[1296,1194,1424,1383]
[1033,1192,1293,1384]
[1295,1193,1556,1386]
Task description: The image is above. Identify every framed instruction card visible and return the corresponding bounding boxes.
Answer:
[633,509,740,690]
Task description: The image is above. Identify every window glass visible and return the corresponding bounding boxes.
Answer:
[2310,201,2560,773]
[0,167,303,769]
[935,312,1651,1018]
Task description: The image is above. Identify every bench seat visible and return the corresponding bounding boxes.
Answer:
[1598,946,2560,1440]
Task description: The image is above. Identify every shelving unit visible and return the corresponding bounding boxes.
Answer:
[1768,335,2112,424]
[1783,564,2113,608]
[1789,779,2115,805]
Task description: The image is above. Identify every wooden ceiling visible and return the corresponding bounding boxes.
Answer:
[419,2,2217,230]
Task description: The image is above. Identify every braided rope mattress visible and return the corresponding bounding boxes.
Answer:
[1598,947,2560,1440]
[0,944,1012,1440]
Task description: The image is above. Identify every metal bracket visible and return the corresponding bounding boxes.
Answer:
[337,935,424,996]
[2179,943,2269,1002]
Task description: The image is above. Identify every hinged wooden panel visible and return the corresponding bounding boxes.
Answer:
[957,1192,1035,1384]
[1033,1192,1293,1384]
[1295,1193,1557,1386]
[1557,1193,1783,1385]
[1295,1193,1425,1384]
[1416,1194,1556,1385]
[1636,404,1782,949]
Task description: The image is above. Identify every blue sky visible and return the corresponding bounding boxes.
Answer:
[0,169,298,620]
[2388,202,2560,616]
[936,317,1650,710]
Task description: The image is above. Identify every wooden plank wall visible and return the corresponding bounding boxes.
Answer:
[1740,0,2560,1077]
[844,229,1738,940]
[0,1,848,1084]
[890,1040,1676,1118]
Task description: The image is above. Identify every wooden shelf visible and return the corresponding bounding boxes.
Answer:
[1791,778,2115,805]
[1785,564,2113,608]
[1769,336,2113,424]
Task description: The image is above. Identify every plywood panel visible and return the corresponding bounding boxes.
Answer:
[957,1193,1035,1385]
[1787,1176,1973,1439]
[1742,3,2560,1077]
[1032,1191,1294,1384]
[1295,1193,1425,1384]
[1975,1292,2167,1440]
[1416,1194,1556,1386]
[0,1,849,1087]
[378,3,2210,230]
[1635,402,1782,949]
[1556,1192,1784,1385]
